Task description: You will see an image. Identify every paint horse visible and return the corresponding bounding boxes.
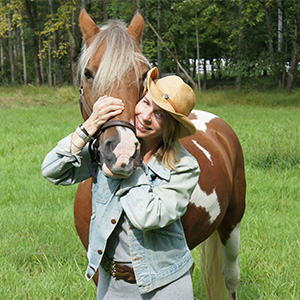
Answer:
[74,9,246,300]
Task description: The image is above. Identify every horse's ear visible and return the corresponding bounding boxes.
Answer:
[127,11,144,45]
[79,8,100,46]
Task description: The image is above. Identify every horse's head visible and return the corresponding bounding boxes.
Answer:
[78,9,149,177]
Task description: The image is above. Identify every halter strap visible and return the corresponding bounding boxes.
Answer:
[99,119,136,135]
[79,86,93,117]
[78,86,136,136]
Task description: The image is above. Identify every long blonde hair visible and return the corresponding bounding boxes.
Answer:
[155,115,180,170]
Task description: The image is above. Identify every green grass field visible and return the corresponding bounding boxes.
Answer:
[0,86,299,299]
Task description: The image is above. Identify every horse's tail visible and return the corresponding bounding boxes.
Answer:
[200,230,226,300]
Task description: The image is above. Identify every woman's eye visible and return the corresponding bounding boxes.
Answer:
[143,99,150,106]
[84,69,94,80]
[155,111,164,119]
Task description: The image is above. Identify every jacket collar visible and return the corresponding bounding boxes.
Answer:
[142,156,170,181]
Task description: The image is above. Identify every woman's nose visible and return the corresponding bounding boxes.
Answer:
[142,110,152,122]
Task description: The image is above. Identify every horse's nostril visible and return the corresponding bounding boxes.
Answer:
[135,141,140,150]
[103,139,115,159]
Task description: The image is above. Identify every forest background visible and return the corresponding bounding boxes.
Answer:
[0,0,300,92]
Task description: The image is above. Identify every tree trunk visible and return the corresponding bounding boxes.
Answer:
[38,36,45,84]
[278,1,283,52]
[0,3,3,79]
[278,0,284,88]
[0,38,4,78]
[287,18,299,92]
[103,0,108,21]
[211,59,215,80]
[47,40,52,86]
[203,58,207,90]
[236,75,242,90]
[8,14,15,84]
[157,0,162,74]
[19,9,27,85]
[195,10,201,91]
[264,1,274,66]
[25,0,42,85]
[49,0,63,85]
[184,35,189,77]
[192,58,196,79]
[235,0,244,91]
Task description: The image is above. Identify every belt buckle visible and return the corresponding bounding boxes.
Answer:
[102,254,117,278]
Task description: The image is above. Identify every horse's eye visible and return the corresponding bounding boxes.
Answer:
[84,69,94,80]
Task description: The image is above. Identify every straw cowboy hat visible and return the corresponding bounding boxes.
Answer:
[145,67,196,138]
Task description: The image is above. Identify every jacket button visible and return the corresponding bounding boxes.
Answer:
[97,249,102,255]
[111,219,116,224]
[87,273,91,279]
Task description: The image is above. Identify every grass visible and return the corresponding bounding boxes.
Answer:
[0,86,300,299]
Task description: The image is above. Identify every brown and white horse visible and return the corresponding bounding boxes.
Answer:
[74,9,246,300]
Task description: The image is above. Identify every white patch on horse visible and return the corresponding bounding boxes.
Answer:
[113,127,138,166]
[190,184,220,224]
[222,222,241,298]
[191,109,217,132]
[192,140,213,165]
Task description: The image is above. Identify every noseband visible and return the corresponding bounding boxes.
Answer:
[79,86,136,135]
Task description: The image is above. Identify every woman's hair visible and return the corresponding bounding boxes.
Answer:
[155,115,180,170]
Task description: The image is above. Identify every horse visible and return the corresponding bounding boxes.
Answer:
[74,9,246,300]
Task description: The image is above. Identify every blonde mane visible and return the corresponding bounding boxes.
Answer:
[79,19,149,98]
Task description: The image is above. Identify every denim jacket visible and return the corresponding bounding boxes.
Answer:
[42,134,200,294]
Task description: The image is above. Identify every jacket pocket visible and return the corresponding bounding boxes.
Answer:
[92,184,110,204]
[152,227,184,240]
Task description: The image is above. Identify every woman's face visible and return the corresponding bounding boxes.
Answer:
[135,92,168,145]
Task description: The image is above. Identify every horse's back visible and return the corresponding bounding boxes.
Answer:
[180,110,246,248]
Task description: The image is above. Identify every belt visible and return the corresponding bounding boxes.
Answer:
[101,254,136,284]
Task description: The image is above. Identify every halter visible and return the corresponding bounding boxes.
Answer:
[79,86,136,135]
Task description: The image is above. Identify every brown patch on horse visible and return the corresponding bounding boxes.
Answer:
[180,116,245,246]
[188,111,198,120]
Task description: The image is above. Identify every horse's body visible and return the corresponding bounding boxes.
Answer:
[75,9,245,300]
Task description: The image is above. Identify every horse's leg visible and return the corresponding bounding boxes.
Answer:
[74,178,99,286]
[221,222,241,300]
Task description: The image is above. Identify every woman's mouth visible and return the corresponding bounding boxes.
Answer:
[137,119,150,131]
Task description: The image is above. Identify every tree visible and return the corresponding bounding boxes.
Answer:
[24,0,42,85]
[287,2,300,92]
[0,0,299,90]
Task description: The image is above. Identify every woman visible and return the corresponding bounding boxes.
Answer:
[42,67,200,299]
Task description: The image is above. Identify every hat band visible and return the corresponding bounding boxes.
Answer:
[158,90,179,114]
[166,97,179,114]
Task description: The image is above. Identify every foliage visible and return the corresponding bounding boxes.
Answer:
[0,0,23,38]
[0,0,299,90]
[40,1,78,59]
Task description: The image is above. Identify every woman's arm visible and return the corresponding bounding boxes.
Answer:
[118,154,200,230]
[42,96,124,185]
[41,134,92,185]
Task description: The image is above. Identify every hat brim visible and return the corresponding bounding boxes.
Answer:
[146,67,196,138]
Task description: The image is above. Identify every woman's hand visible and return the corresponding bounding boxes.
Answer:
[83,95,125,136]
[70,96,124,154]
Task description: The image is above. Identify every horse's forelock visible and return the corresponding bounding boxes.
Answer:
[79,19,149,99]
